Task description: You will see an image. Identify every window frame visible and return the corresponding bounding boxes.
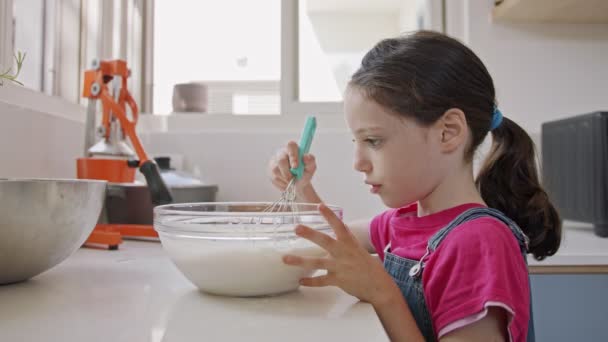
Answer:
[280,0,343,116]
[0,0,14,80]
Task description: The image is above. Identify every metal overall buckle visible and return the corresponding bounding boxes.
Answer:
[409,246,430,278]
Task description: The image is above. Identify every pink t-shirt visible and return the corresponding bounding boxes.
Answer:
[370,203,530,341]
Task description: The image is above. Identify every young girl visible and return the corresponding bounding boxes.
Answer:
[269,31,561,342]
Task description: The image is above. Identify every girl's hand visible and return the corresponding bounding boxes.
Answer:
[268,140,318,199]
[282,204,395,305]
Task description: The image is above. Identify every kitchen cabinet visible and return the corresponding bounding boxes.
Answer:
[528,223,608,341]
[531,274,608,341]
[493,0,608,23]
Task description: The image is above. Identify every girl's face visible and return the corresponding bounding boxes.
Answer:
[344,88,444,208]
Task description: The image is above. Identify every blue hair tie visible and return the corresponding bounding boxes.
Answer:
[490,106,503,131]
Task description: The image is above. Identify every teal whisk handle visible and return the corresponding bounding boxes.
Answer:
[290,115,317,180]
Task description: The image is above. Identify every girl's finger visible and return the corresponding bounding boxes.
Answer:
[299,274,334,287]
[286,141,299,168]
[318,203,352,242]
[276,151,293,181]
[272,166,287,183]
[303,154,316,172]
[282,255,334,271]
[294,225,337,253]
[272,179,288,191]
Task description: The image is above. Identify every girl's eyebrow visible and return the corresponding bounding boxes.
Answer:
[355,127,385,135]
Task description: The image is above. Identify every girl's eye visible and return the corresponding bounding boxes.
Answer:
[365,138,382,147]
[351,138,383,148]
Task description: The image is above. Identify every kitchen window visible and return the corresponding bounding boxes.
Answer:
[152,0,438,117]
[1,0,443,126]
[152,0,282,115]
[1,0,60,95]
[285,0,439,116]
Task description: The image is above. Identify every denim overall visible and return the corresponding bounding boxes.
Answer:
[382,207,535,341]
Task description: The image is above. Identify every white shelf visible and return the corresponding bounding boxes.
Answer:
[493,0,608,23]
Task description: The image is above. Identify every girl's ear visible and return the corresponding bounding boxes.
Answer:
[436,108,468,153]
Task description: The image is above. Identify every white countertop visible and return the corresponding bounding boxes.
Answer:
[0,241,387,342]
[2,222,606,342]
[528,222,608,268]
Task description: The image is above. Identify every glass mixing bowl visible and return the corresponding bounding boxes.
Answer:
[154,202,343,297]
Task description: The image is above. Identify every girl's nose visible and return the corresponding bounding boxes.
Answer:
[353,150,372,173]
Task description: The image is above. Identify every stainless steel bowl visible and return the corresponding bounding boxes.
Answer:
[0,179,107,284]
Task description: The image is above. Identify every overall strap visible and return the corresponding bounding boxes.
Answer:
[428,207,529,253]
[408,207,530,278]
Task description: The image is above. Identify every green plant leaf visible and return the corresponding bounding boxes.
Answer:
[0,51,26,86]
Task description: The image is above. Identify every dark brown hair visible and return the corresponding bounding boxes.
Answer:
[349,30,561,260]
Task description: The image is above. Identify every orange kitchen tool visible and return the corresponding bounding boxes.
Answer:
[77,59,173,250]
[77,158,136,183]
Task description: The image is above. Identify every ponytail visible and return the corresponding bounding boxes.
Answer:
[476,117,562,260]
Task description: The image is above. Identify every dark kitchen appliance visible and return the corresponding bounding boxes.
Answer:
[541,111,608,237]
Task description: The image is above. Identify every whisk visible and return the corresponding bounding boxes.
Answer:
[264,115,317,219]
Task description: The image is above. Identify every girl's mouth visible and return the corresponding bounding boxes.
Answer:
[370,184,381,194]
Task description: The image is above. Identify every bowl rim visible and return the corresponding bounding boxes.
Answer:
[153,202,343,236]
[154,201,342,217]
[0,178,107,184]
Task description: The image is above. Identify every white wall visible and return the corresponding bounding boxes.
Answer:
[399,1,418,32]
[139,130,387,221]
[0,102,84,179]
[446,0,608,134]
[135,125,538,223]
[300,11,403,102]
[0,97,387,221]
[308,12,400,52]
